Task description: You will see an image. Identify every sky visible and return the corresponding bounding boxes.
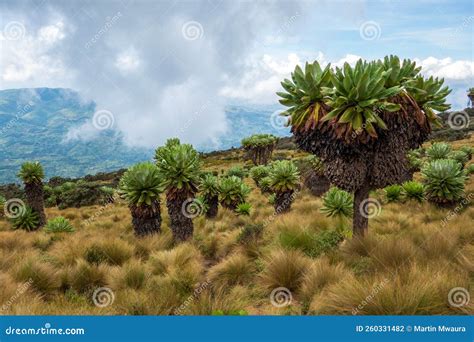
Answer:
[0,0,473,149]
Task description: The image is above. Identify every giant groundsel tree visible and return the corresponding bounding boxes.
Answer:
[18,161,46,228]
[155,138,201,242]
[241,134,277,165]
[119,162,164,236]
[278,56,451,236]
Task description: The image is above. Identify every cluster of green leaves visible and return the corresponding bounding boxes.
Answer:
[11,207,39,231]
[320,187,353,218]
[241,134,277,148]
[235,202,252,216]
[277,61,332,131]
[218,176,251,207]
[422,159,467,204]
[249,165,270,186]
[460,146,473,159]
[405,76,451,121]
[267,160,300,193]
[277,55,451,139]
[18,162,44,184]
[379,55,421,88]
[0,195,5,216]
[226,166,246,179]
[384,184,403,202]
[154,139,201,195]
[44,216,75,233]
[323,60,402,138]
[119,162,163,206]
[199,174,220,197]
[401,181,425,202]
[448,151,469,167]
[427,142,452,161]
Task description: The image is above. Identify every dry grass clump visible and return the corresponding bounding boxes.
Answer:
[208,252,255,289]
[299,258,351,304]
[14,258,61,297]
[110,260,149,290]
[148,243,204,295]
[66,260,109,294]
[310,264,472,315]
[260,249,310,292]
[83,238,133,266]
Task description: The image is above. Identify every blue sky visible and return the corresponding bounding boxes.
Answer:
[0,0,472,148]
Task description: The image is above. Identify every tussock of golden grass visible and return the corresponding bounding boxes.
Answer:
[14,258,61,297]
[260,249,310,292]
[299,258,351,304]
[109,260,149,290]
[83,238,134,266]
[114,289,150,315]
[369,236,418,270]
[310,264,472,315]
[67,260,109,294]
[132,233,174,260]
[208,252,255,289]
[181,285,252,315]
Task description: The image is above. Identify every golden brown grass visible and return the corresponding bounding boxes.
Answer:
[0,136,472,315]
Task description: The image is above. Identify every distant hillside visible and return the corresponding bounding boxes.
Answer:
[0,88,290,184]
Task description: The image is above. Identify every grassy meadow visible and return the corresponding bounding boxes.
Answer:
[0,136,473,316]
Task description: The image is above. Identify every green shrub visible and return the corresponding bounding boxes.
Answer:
[402,181,425,202]
[320,187,353,218]
[218,176,251,209]
[235,202,252,216]
[384,184,403,202]
[11,207,39,231]
[226,166,246,179]
[448,151,469,168]
[259,177,272,193]
[421,159,467,205]
[459,146,473,159]
[467,164,474,175]
[426,142,451,161]
[44,216,75,233]
[249,165,269,186]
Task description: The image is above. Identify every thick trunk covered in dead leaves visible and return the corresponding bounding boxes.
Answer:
[274,190,294,214]
[353,183,370,237]
[304,172,330,196]
[24,182,46,228]
[130,201,161,237]
[205,195,218,218]
[293,95,431,236]
[167,191,194,242]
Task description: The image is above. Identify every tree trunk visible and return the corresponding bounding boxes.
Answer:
[353,183,370,237]
[167,192,194,242]
[274,190,294,214]
[24,182,46,228]
[205,195,218,218]
[130,202,161,237]
[304,172,330,197]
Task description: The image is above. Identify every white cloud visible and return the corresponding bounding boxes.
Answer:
[416,57,474,80]
[114,47,141,73]
[0,18,71,86]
